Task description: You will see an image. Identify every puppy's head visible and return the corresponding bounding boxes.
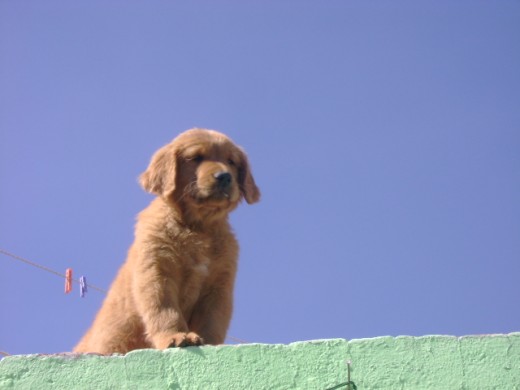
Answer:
[140,128,260,219]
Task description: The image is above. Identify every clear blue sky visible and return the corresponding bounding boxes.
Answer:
[1,1,519,355]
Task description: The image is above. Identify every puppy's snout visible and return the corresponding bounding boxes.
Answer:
[214,171,232,189]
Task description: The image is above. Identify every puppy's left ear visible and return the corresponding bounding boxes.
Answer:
[238,149,260,204]
[139,144,177,197]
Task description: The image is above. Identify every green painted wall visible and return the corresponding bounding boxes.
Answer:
[1,333,519,389]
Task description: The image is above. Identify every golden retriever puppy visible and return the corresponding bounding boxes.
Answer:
[73,128,260,355]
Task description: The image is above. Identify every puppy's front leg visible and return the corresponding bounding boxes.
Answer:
[143,306,204,348]
[189,278,235,345]
[133,263,203,349]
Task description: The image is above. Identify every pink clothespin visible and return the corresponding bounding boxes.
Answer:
[65,268,73,294]
[79,276,87,298]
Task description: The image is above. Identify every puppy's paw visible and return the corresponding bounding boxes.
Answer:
[167,332,204,348]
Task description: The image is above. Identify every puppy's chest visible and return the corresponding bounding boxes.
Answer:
[178,234,230,286]
[186,250,211,279]
[160,224,237,304]
[176,237,228,311]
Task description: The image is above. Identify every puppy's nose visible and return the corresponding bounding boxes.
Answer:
[214,172,232,189]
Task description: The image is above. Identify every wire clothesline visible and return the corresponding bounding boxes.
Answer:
[0,248,107,293]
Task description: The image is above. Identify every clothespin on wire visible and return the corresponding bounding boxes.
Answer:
[65,268,73,294]
[79,276,88,298]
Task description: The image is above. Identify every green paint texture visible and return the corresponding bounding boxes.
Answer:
[1,333,519,389]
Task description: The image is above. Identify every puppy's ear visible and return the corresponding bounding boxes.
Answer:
[238,149,260,204]
[139,144,177,196]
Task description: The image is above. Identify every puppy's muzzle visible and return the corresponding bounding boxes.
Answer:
[214,171,232,192]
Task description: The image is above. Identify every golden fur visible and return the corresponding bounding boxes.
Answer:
[74,128,260,354]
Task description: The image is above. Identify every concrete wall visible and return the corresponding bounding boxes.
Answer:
[1,333,519,389]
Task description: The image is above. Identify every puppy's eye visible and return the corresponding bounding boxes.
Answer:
[227,159,236,166]
[192,155,204,163]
